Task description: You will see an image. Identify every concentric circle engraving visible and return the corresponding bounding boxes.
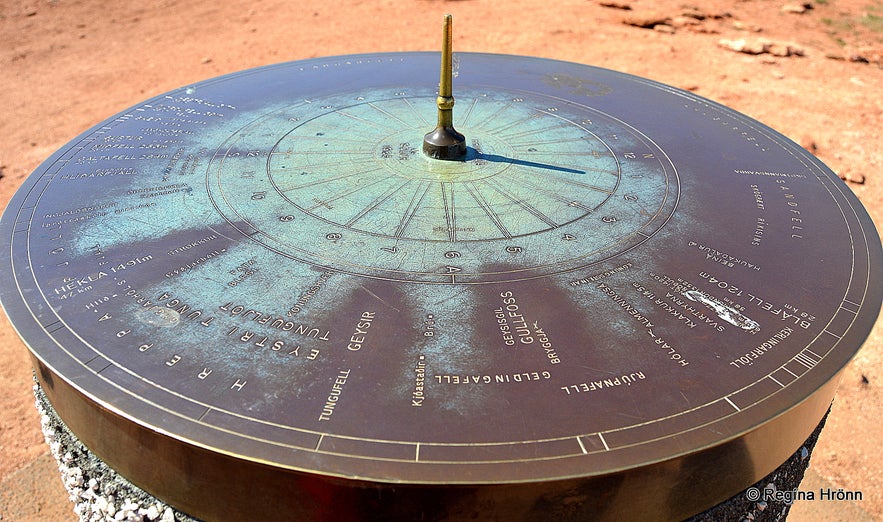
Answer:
[210,94,677,283]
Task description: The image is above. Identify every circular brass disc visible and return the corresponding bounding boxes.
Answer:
[1,53,880,521]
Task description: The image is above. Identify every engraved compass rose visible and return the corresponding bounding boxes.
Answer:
[207,16,677,283]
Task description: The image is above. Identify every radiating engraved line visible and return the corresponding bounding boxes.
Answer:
[336,109,399,132]
[724,397,741,412]
[400,97,430,127]
[345,179,412,227]
[281,167,381,192]
[485,111,544,136]
[783,367,798,378]
[498,172,595,212]
[279,135,367,146]
[483,178,560,228]
[396,181,431,238]
[415,442,421,462]
[367,102,411,128]
[597,433,610,451]
[498,121,573,140]
[460,97,479,127]
[508,136,594,148]
[463,182,512,238]
[506,165,614,196]
[441,182,456,241]
[576,436,588,455]
[520,150,610,156]
[315,434,325,451]
[843,299,860,308]
[473,101,515,132]
[286,150,373,156]
[769,375,785,388]
[307,175,389,211]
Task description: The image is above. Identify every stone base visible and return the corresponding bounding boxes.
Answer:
[35,382,826,522]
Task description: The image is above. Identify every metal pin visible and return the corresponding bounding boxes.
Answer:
[422,14,467,160]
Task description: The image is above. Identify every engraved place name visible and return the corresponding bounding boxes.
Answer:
[227,257,258,287]
[161,148,186,181]
[648,273,758,334]
[422,314,436,338]
[435,371,551,385]
[498,291,534,345]
[52,271,108,300]
[75,153,171,164]
[596,281,691,366]
[730,327,795,368]
[42,202,117,228]
[126,182,191,199]
[561,371,646,395]
[166,234,220,256]
[142,127,195,136]
[176,151,206,177]
[224,325,317,359]
[164,94,236,111]
[752,217,768,246]
[59,167,137,181]
[90,143,138,151]
[631,282,700,330]
[595,283,654,329]
[152,100,233,118]
[164,249,227,279]
[697,272,816,329]
[112,202,158,215]
[569,262,633,287]
[347,311,376,351]
[687,241,761,271]
[531,322,561,365]
[287,270,334,317]
[219,302,330,341]
[319,369,351,421]
[108,289,214,337]
[734,169,807,180]
[412,355,426,407]
[646,329,690,366]
[775,179,806,239]
[751,184,766,210]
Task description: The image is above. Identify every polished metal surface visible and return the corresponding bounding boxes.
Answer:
[1,52,880,520]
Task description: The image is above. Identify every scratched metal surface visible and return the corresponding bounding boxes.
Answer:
[0,53,880,518]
